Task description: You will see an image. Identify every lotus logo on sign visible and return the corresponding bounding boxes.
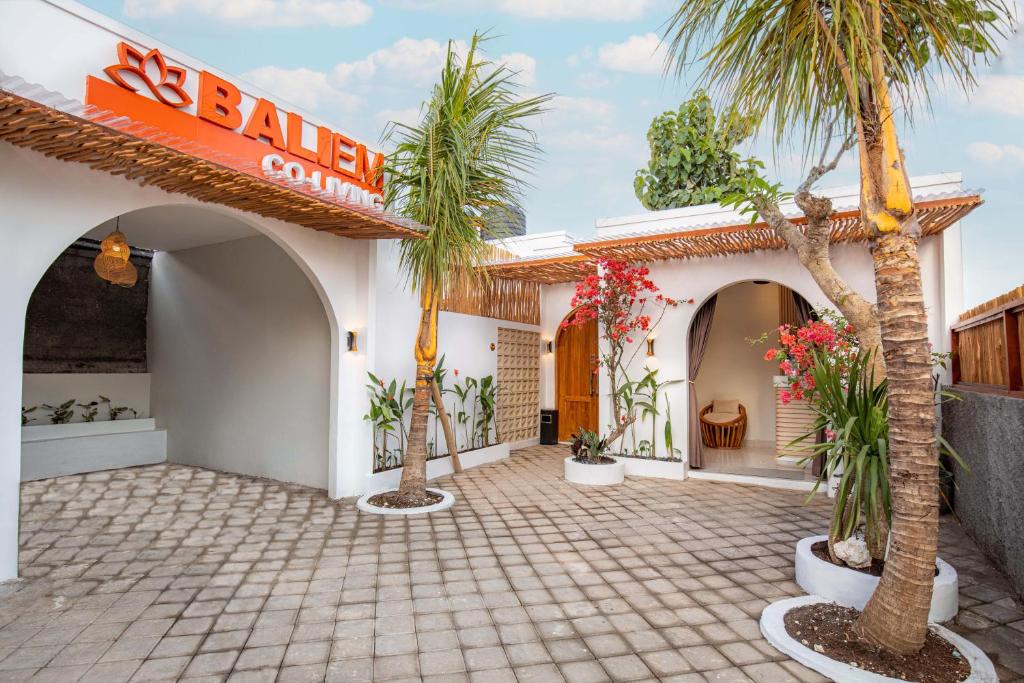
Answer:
[104,43,192,109]
[87,42,384,207]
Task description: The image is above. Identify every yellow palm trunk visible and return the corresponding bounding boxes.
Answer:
[397,284,440,499]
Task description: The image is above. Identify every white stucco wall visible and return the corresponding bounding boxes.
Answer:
[367,241,541,457]
[149,235,330,489]
[0,140,375,580]
[695,282,781,444]
[537,238,954,469]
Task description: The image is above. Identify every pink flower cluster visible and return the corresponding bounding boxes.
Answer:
[562,258,687,349]
[762,316,858,404]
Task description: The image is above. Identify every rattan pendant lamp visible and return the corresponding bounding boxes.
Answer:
[93,217,137,288]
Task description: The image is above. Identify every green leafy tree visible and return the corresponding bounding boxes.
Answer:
[665,0,1012,654]
[634,91,760,210]
[382,33,551,506]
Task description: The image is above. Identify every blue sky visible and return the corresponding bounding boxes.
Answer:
[80,0,1023,307]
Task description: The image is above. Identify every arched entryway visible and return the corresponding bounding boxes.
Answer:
[687,280,817,479]
[20,205,332,489]
[555,311,599,441]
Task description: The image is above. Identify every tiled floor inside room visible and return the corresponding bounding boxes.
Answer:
[2,445,1022,682]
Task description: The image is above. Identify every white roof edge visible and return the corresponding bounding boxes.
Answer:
[595,172,967,231]
[40,0,384,154]
[498,230,578,244]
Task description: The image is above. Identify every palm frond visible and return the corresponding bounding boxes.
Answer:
[383,33,553,295]
[664,0,1014,146]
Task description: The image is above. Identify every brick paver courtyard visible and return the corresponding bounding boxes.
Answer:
[2,445,1022,682]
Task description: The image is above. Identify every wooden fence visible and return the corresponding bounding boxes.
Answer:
[951,284,1024,397]
[441,275,541,326]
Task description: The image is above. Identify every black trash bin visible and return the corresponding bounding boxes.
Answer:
[540,409,558,445]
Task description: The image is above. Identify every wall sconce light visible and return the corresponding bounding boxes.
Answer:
[646,338,656,357]
[346,330,358,352]
[545,340,553,354]
[490,342,496,351]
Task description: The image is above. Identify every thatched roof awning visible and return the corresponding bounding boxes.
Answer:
[574,195,982,262]
[0,78,425,240]
[481,253,593,285]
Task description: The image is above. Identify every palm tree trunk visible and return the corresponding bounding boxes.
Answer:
[853,232,938,653]
[431,379,461,472]
[398,285,439,500]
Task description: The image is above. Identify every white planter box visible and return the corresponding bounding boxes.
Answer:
[564,456,625,486]
[364,442,509,494]
[22,418,156,442]
[21,420,166,481]
[761,595,996,683]
[795,535,959,623]
[615,456,685,480]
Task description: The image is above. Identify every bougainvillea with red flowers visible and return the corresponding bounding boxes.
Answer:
[563,258,691,446]
[760,310,859,404]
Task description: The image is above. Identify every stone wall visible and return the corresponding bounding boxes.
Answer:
[24,242,150,373]
[943,387,1024,599]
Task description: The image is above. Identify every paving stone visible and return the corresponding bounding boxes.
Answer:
[4,447,1020,682]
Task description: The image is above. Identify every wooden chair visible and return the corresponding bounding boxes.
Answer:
[700,402,747,449]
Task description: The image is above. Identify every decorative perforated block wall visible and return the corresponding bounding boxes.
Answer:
[496,327,540,443]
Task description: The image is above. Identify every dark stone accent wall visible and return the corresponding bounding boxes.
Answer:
[943,387,1024,599]
[24,242,151,373]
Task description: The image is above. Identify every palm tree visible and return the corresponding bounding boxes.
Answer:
[664,0,1011,654]
[381,34,551,507]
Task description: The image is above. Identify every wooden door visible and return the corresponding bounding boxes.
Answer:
[556,316,598,441]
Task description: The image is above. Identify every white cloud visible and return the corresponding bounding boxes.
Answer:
[498,52,537,87]
[242,65,364,112]
[597,33,668,75]
[969,74,1024,117]
[333,38,536,89]
[967,141,1024,165]
[124,0,372,27]
[381,0,653,21]
[496,0,653,20]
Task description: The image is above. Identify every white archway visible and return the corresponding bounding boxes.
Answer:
[0,141,374,580]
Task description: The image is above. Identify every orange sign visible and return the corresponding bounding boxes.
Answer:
[86,42,384,203]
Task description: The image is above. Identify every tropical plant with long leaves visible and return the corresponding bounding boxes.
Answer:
[382,33,551,506]
[664,0,1012,653]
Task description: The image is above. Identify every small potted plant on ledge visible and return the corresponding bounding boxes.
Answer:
[564,429,625,485]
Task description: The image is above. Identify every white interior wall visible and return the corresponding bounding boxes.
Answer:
[694,282,780,444]
[539,283,576,410]
[149,235,331,489]
[22,373,151,423]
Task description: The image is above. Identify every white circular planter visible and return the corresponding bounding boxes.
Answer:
[356,488,454,516]
[760,595,996,683]
[795,535,959,623]
[564,456,625,486]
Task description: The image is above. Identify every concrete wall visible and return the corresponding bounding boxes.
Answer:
[695,282,780,443]
[149,235,331,490]
[944,389,1024,599]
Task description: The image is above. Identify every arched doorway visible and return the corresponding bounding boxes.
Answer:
[555,312,598,441]
[688,280,817,479]
[20,205,332,489]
